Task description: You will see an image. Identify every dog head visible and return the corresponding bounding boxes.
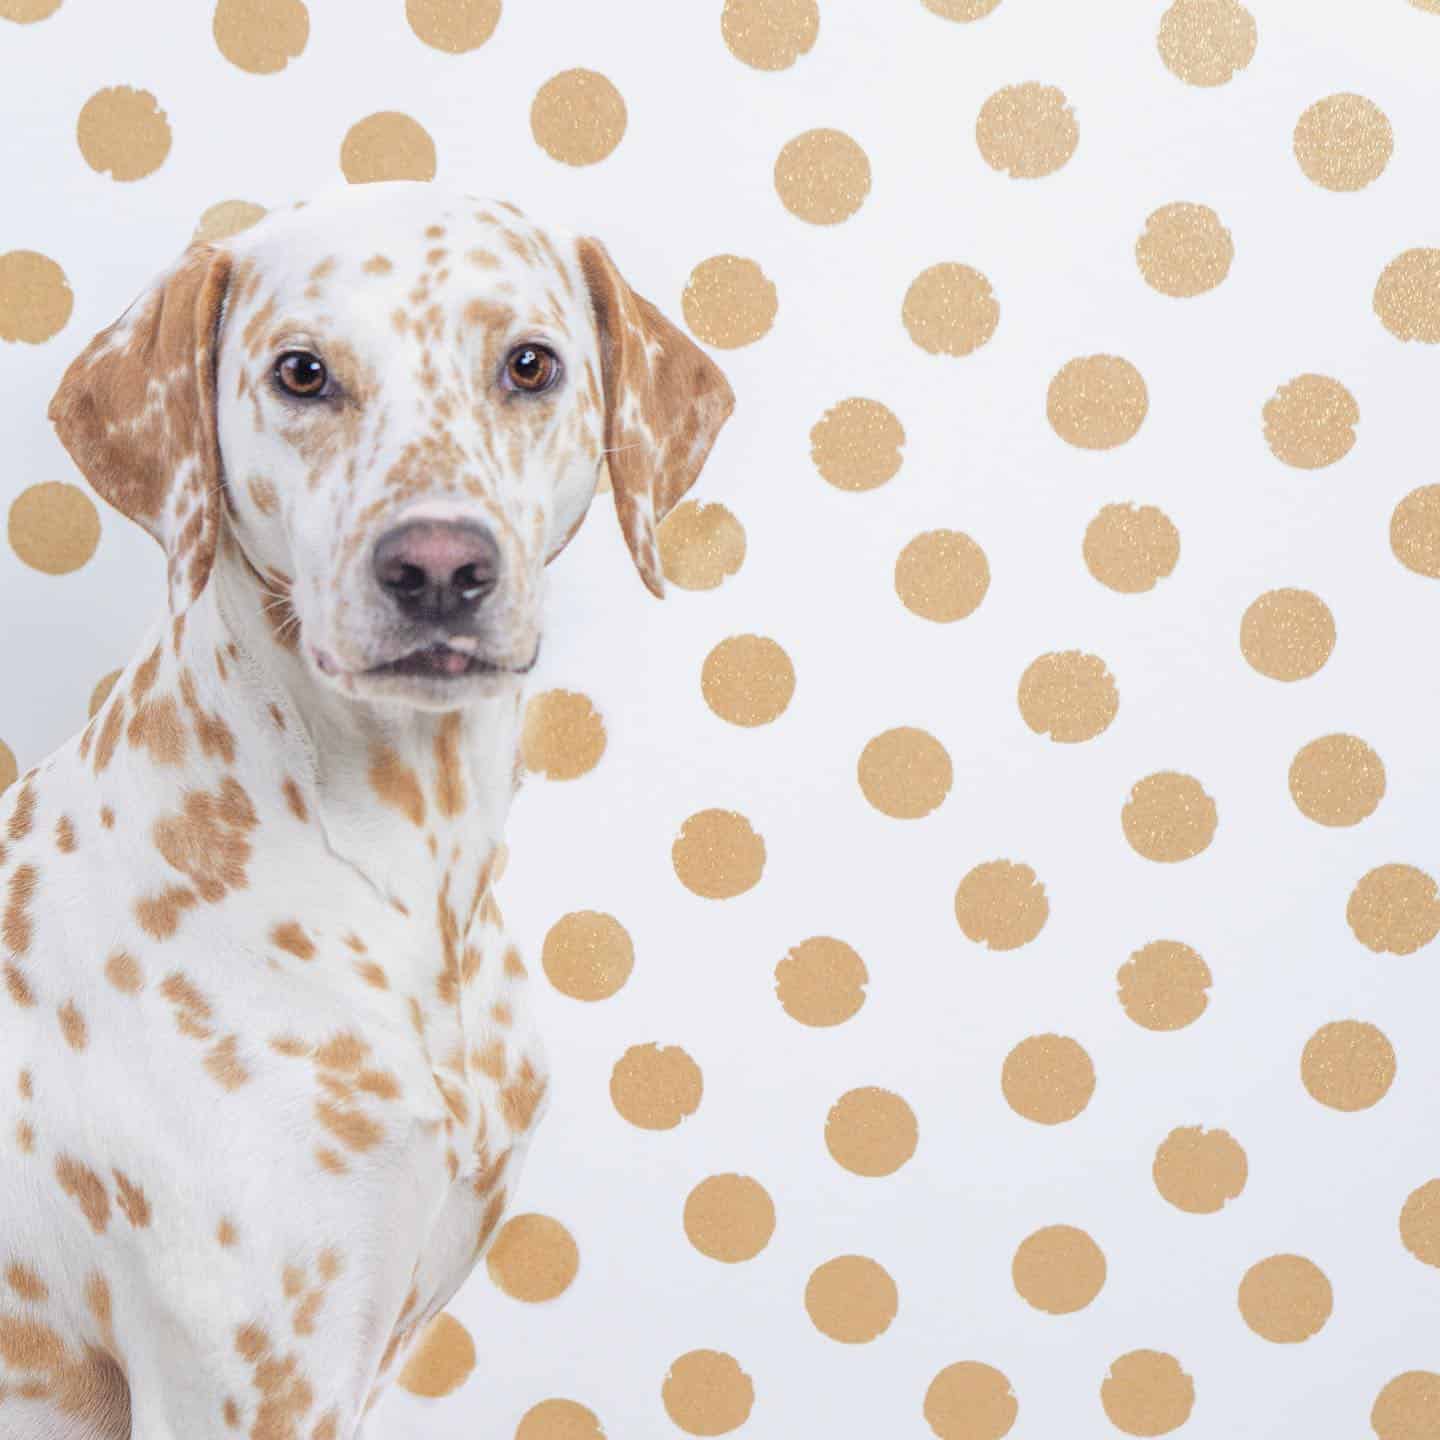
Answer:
[49,182,735,710]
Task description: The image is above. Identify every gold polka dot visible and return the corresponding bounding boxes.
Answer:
[1101,1350,1195,1436]
[924,0,1003,17]
[212,0,308,73]
[0,251,72,344]
[774,129,870,224]
[610,1043,703,1130]
[8,483,100,575]
[515,1398,606,1440]
[825,1087,917,1177]
[682,256,777,349]
[1376,249,1440,344]
[702,636,795,726]
[340,112,437,184]
[1157,0,1256,87]
[0,0,62,19]
[810,398,905,491]
[1413,0,1440,10]
[720,0,817,70]
[1289,735,1384,827]
[1301,1021,1396,1112]
[775,936,868,1027]
[1347,865,1440,955]
[542,911,633,1001]
[531,70,627,167]
[923,1362,1018,1440]
[805,1256,898,1343]
[1153,1126,1247,1213]
[902,264,999,357]
[1239,588,1334,681]
[659,501,746,590]
[1012,1226,1106,1314]
[406,0,500,52]
[76,87,171,182]
[858,727,952,819]
[1017,652,1119,744]
[88,670,121,720]
[896,531,990,621]
[522,690,606,780]
[954,861,1048,951]
[0,742,15,796]
[193,201,267,245]
[1391,485,1440,577]
[1084,504,1179,593]
[1374,1372,1440,1440]
[671,810,765,899]
[1294,94,1392,192]
[684,1174,775,1263]
[396,1312,475,1398]
[662,1350,754,1436]
[1135,203,1233,297]
[1002,1035,1094,1125]
[1400,1181,1440,1268]
[1122,772,1217,863]
[486,1214,579,1303]
[1117,941,1211,1031]
[975,83,1078,179]
[1047,356,1148,450]
[1238,1255,1332,1343]
[1262,374,1358,469]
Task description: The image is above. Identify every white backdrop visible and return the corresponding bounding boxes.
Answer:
[5,1,1440,1437]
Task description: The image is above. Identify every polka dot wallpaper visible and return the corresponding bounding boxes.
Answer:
[4,0,1440,1435]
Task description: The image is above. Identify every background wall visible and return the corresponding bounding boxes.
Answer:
[5,1,1440,1436]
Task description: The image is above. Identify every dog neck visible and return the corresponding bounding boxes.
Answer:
[202,528,523,920]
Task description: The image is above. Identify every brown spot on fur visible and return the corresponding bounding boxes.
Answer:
[127,694,189,766]
[363,255,393,276]
[153,777,258,904]
[249,474,279,515]
[6,1262,47,1303]
[501,1057,546,1132]
[18,1069,32,1100]
[58,999,87,1050]
[218,1217,239,1247]
[3,864,39,954]
[224,1396,242,1426]
[282,777,308,822]
[100,806,115,829]
[434,712,467,818]
[136,886,198,939]
[503,945,526,979]
[178,668,239,761]
[355,960,389,989]
[269,703,287,731]
[55,1155,110,1233]
[113,1169,151,1227]
[105,950,143,993]
[4,962,35,1008]
[369,748,426,826]
[7,780,37,841]
[206,1033,252,1090]
[15,1119,35,1151]
[160,971,215,1041]
[272,921,316,960]
[55,815,77,853]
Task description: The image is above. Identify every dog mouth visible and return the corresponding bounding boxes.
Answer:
[357,636,539,681]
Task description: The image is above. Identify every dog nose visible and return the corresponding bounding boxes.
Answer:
[372,519,501,623]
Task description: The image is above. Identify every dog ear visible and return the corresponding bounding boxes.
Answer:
[575,237,735,597]
[49,244,234,614]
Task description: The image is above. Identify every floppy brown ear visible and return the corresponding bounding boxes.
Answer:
[576,237,735,597]
[48,244,233,613]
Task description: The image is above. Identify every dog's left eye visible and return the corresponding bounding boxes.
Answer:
[274,351,329,399]
[503,344,561,394]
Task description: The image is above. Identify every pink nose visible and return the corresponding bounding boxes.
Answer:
[373,519,501,624]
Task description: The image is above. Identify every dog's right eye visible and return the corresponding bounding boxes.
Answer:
[274,351,329,399]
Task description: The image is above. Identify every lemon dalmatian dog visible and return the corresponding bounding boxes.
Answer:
[0,181,733,1439]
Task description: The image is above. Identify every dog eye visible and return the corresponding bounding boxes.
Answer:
[503,343,561,394]
[274,351,329,399]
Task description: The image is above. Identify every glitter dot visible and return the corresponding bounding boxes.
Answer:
[1017,651,1118,743]
[340,112,436,183]
[1293,94,1392,191]
[682,256,777,349]
[1262,374,1358,469]
[1012,1225,1106,1314]
[486,1214,580,1303]
[1346,864,1440,955]
[1117,941,1211,1031]
[896,531,990,621]
[1157,0,1256,87]
[8,483,100,574]
[1301,1021,1395,1112]
[684,1174,775,1262]
[1002,1035,1094,1125]
[1375,249,1440,344]
[406,0,501,52]
[774,129,871,223]
[720,0,817,70]
[193,200,267,244]
[516,1398,606,1440]
[1047,356,1148,450]
[955,861,1048,951]
[924,0,1003,16]
[542,911,633,1001]
[396,1312,475,1397]
[1121,772,1217,863]
[212,0,308,74]
[1101,1350,1196,1435]
[671,810,765,899]
[531,70,627,167]
[1374,1373,1440,1440]
[610,1044,703,1130]
[975,83,1078,179]
[1288,734,1384,826]
[857,727,952,819]
[1083,504,1180,593]
[775,937,868,1026]
[825,1087,918,1177]
[0,251,73,344]
[522,690,606,780]
[805,1255,898,1343]
[76,86,172,182]
[1391,485,1440,577]
[662,1351,754,1436]
[1400,1181,1440,1268]
[1153,1126,1246,1213]
[1239,589,1334,681]
[1238,1255,1332,1343]
[903,264,999,356]
[923,1362,1018,1440]
[810,398,905,491]
[702,636,795,726]
[658,501,746,590]
[1135,203,1233,297]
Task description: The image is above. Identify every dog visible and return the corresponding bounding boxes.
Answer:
[0,180,733,1439]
